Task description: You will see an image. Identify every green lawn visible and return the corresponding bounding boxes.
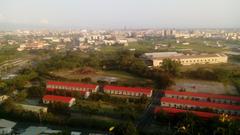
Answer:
[0,45,28,63]
[100,41,155,54]
[155,38,226,53]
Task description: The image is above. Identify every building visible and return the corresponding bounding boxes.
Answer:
[42,95,76,107]
[46,80,99,94]
[154,107,240,120]
[0,95,9,103]
[71,131,82,135]
[163,90,240,104]
[141,52,228,67]
[20,126,61,135]
[46,81,152,98]
[0,119,16,135]
[18,104,48,113]
[17,41,45,51]
[103,85,153,97]
[160,97,240,116]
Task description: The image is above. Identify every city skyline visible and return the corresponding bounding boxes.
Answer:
[0,0,240,29]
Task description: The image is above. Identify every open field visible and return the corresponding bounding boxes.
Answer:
[51,69,153,87]
[170,79,238,95]
[100,41,155,54]
[156,38,227,53]
[0,45,28,63]
[174,44,224,53]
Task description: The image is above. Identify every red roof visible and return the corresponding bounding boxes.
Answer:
[161,97,240,111]
[42,95,74,103]
[104,85,152,94]
[154,107,240,120]
[164,90,240,102]
[47,81,97,89]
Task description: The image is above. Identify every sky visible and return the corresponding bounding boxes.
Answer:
[0,0,240,29]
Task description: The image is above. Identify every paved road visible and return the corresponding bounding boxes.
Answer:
[136,90,162,128]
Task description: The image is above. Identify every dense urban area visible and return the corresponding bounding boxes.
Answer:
[0,28,240,135]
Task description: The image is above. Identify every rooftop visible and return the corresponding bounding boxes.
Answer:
[142,52,227,60]
[0,119,16,128]
[154,107,240,120]
[143,52,182,58]
[164,90,240,102]
[42,95,74,103]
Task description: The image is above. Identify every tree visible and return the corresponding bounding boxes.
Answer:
[173,113,207,135]
[161,58,181,76]
[15,91,27,102]
[27,86,45,98]
[113,121,138,135]
[139,95,148,104]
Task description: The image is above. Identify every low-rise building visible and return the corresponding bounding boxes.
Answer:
[0,95,9,103]
[160,97,240,116]
[18,104,48,113]
[20,126,61,135]
[42,95,76,107]
[46,80,99,94]
[0,119,16,135]
[154,107,240,120]
[163,90,240,104]
[104,85,153,97]
[141,52,228,66]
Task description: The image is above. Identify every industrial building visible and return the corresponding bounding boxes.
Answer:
[141,52,228,66]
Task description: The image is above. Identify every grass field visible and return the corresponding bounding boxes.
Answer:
[171,78,238,95]
[51,69,153,87]
[174,44,224,53]
[100,39,226,54]
[0,45,28,63]
[100,41,155,54]
[155,38,226,53]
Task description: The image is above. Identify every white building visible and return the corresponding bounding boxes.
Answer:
[0,119,16,135]
[142,52,228,66]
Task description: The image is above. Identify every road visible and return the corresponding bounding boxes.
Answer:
[136,90,162,128]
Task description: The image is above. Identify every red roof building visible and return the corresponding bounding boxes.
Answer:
[160,97,240,116]
[42,95,76,107]
[46,81,98,94]
[104,85,153,97]
[163,90,240,104]
[154,107,240,120]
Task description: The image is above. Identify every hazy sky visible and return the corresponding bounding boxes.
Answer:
[0,0,240,28]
